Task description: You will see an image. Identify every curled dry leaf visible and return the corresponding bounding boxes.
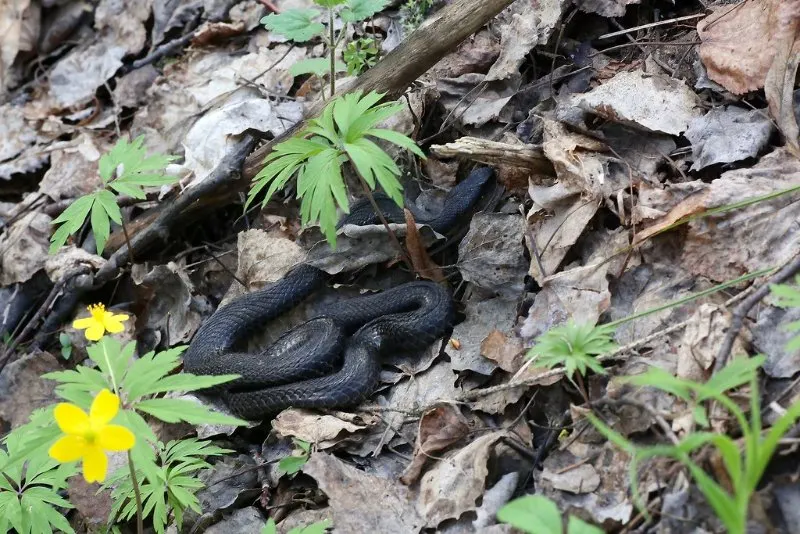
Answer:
[400,405,471,485]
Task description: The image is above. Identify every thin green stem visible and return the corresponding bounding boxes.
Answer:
[328,7,336,95]
[127,451,144,534]
[605,267,775,329]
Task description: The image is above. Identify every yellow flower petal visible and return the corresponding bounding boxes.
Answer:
[73,317,96,329]
[82,444,108,483]
[85,323,105,341]
[48,435,86,462]
[102,313,127,334]
[53,403,90,435]
[90,389,119,426]
[97,425,135,451]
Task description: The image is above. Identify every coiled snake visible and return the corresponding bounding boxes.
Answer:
[184,168,494,419]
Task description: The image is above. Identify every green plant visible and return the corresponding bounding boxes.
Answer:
[587,356,800,534]
[39,336,246,533]
[400,0,434,33]
[278,438,311,476]
[0,416,77,534]
[58,332,72,359]
[497,495,603,534]
[262,0,388,93]
[527,320,617,381]
[263,517,332,534]
[770,274,800,352]
[246,90,424,246]
[343,37,379,75]
[104,439,229,532]
[49,135,177,255]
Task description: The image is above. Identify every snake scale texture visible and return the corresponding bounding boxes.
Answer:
[184,168,494,419]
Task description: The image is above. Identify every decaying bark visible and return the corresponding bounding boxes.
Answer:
[430,137,555,176]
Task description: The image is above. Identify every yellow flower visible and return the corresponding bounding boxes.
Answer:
[73,303,129,341]
[48,389,135,483]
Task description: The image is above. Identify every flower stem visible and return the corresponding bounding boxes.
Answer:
[127,451,144,534]
[120,218,136,266]
[328,7,335,95]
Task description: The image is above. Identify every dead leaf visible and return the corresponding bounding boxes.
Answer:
[404,208,444,282]
[417,431,509,528]
[302,452,425,533]
[0,350,60,427]
[684,106,775,170]
[541,463,601,494]
[763,5,800,155]
[272,409,376,449]
[450,296,517,375]
[0,211,51,285]
[485,0,567,81]
[697,0,800,95]
[571,70,703,135]
[676,304,738,382]
[400,405,470,485]
[480,330,525,373]
[457,213,527,298]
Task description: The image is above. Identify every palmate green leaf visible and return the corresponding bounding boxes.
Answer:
[346,102,403,140]
[496,495,562,534]
[365,128,426,158]
[263,519,278,534]
[49,193,95,253]
[90,196,110,254]
[340,0,388,22]
[87,336,134,393]
[120,345,185,402]
[289,57,347,77]
[135,398,248,426]
[100,136,177,197]
[262,9,325,42]
[527,320,615,380]
[134,372,241,399]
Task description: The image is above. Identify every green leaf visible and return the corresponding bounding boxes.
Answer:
[49,194,95,253]
[91,193,111,254]
[278,455,309,475]
[135,398,248,426]
[527,320,616,380]
[262,10,325,42]
[340,0,389,22]
[289,57,347,77]
[365,128,426,158]
[262,518,278,534]
[497,495,562,534]
[567,516,604,534]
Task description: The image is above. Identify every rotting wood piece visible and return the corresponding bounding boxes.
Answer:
[430,137,555,176]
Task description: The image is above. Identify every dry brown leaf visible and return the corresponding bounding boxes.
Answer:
[400,405,470,485]
[698,0,800,95]
[302,452,425,533]
[404,208,444,282]
[417,431,509,527]
[764,3,800,155]
[480,329,525,373]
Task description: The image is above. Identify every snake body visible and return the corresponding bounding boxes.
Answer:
[184,168,493,420]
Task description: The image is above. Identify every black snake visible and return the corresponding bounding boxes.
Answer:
[184,168,494,420]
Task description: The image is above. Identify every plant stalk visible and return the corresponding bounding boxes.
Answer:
[328,7,336,95]
[120,218,136,266]
[127,451,144,534]
[353,172,415,275]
